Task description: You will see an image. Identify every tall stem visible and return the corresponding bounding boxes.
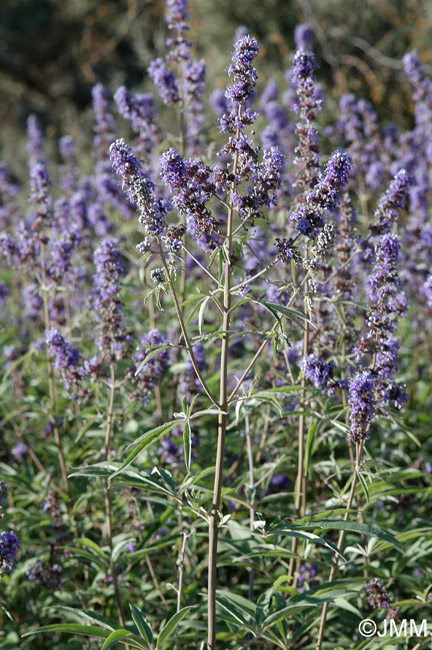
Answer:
[288,271,310,587]
[40,242,70,496]
[315,441,364,650]
[245,414,255,601]
[174,532,189,650]
[104,361,127,631]
[207,109,241,650]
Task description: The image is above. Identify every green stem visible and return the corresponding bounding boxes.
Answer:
[207,107,241,650]
[40,242,70,497]
[315,441,364,650]
[104,361,127,633]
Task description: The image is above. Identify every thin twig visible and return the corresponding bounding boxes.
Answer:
[245,414,255,602]
[174,531,190,650]
[104,361,128,638]
[158,240,219,409]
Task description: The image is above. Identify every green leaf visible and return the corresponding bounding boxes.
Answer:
[157,606,195,647]
[69,463,175,498]
[262,301,315,330]
[304,421,319,475]
[267,529,346,560]
[22,624,110,639]
[101,629,134,650]
[262,602,318,629]
[130,605,153,646]
[183,421,191,473]
[79,537,108,562]
[49,607,116,631]
[135,345,172,377]
[296,520,403,549]
[112,422,179,477]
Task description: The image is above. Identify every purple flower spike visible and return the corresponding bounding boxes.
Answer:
[370,169,411,235]
[0,531,20,576]
[46,328,89,401]
[294,24,313,50]
[225,35,260,104]
[148,58,180,105]
[349,372,376,442]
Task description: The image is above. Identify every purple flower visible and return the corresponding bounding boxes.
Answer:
[30,161,52,228]
[370,169,411,235]
[225,35,260,104]
[59,135,78,197]
[422,275,432,308]
[125,540,137,553]
[110,138,168,238]
[0,162,20,228]
[291,49,322,190]
[210,89,229,117]
[160,148,218,236]
[0,481,8,517]
[114,87,161,160]
[298,561,319,592]
[46,328,89,400]
[26,115,45,167]
[148,58,180,105]
[131,329,170,403]
[27,561,64,590]
[12,443,29,461]
[365,578,398,619]
[93,239,130,360]
[348,372,376,442]
[294,24,313,50]
[308,151,352,212]
[92,83,117,159]
[290,151,351,239]
[301,354,335,389]
[0,531,19,576]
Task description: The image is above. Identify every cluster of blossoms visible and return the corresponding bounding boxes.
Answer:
[297,562,319,593]
[291,49,322,191]
[27,560,64,591]
[160,148,219,237]
[92,239,130,360]
[12,443,29,462]
[114,87,162,162]
[301,354,335,390]
[109,138,170,245]
[0,480,8,518]
[46,328,89,401]
[290,150,352,238]
[369,169,411,235]
[365,578,399,619]
[338,94,384,190]
[348,168,412,439]
[348,372,376,443]
[0,531,19,578]
[148,0,206,152]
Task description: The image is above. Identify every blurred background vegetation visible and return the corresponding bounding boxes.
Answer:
[1,0,431,164]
